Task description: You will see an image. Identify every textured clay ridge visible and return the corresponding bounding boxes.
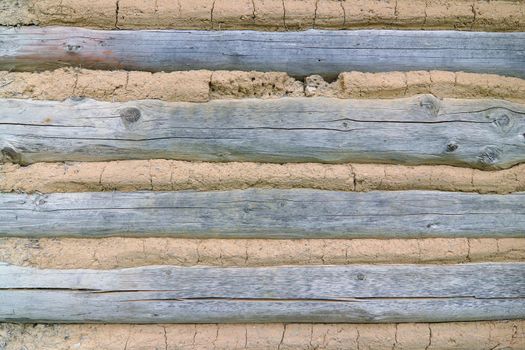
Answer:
[1,237,523,269]
[1,321,524,350]
[1,0,524,31]
[1,69,525,103]
[2,161,525,194]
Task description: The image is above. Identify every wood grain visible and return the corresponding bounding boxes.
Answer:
[1,27,524,79]
[1,96,524,169]
[1,189,524,238]
[1,263,523,323]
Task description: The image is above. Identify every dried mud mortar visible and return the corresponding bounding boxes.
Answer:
[1,0,523,31]
[1,237,523,269]
[0,321,523,350]
[2,161,525,194]
[2,69,525,104]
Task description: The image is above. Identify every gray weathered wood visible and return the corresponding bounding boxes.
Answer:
[1,96,524,169]
[0,263,523,323]
[1,189,524,238]
[1,27,524,79]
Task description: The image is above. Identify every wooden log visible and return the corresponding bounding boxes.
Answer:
[1,96,525,169]
[0,189,524,238]
[0,263,523,323]
[1,27,524,79]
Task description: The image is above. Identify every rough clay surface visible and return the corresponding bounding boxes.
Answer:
[0,321,523,350]
[1,0,524,31]
[1,69,525,104]
[2,161,524,194]
[0,237,523,269]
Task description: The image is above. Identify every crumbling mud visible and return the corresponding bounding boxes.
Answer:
[1,69,524,104]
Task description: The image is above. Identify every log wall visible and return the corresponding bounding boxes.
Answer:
[0,0,524,348]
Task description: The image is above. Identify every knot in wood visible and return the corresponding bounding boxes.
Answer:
[65,44,82,53]
[120,107,141,125]
[492,113,511,130]
[446,142,458,152]
[68,96,86,102]
[1,147,21,164]
[494,114,510,127]
[32,194,48,208]
[478,146,502,167]
[418,95,440,117]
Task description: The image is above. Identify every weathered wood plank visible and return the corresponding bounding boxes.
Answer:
[0,189,524,238]
[1,263,523,323]
[1,96,524,169]
[1,27,524,79]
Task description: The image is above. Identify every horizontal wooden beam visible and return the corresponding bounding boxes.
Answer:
[1,96,524,169]
[1,189,524,238]
[1,27,524,79]
[1,263,523,323]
